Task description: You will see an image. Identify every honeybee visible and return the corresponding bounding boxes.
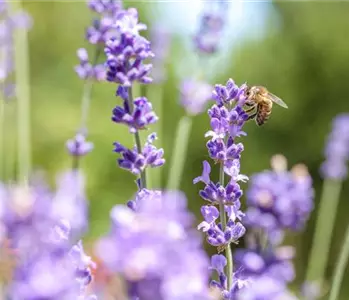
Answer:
[244,86,288,126]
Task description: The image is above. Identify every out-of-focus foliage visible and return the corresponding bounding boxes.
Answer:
[11,1,349,298]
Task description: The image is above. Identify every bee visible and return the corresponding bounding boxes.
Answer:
[244,86,288,126]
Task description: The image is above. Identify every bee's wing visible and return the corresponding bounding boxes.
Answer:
[267,92,288,109]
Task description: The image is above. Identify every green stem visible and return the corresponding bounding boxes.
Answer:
[166,115,192,190]
[12,0,31,184]
[79,47,102,130]
[0,99,4,180]
[328,222,349,300]
[219,142,233,290]
[127,87,146,189]
[305,179,342,285]
[146,84,163,189]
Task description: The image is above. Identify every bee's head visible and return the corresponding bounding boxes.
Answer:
[245,86,258,100]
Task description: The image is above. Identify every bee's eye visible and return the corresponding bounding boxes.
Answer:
[246,91,250,96]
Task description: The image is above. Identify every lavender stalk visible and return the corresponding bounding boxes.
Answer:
[166,115,192,190]
[329,222,349,300]
[306,114,349,285]
[11,0,31,184]
[194,79,249,297]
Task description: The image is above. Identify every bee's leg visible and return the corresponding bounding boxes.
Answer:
[244,106,256,114]
[245,101,255,107]
[247,112,257,120]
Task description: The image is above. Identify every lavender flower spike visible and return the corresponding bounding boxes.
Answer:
[320,113,349,180]
[113,133,165,176]
[194,78,249,297]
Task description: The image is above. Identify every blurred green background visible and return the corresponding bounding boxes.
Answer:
[3,1,349,298]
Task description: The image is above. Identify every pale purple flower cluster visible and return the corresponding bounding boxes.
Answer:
[320,113,349,180]
[0,181,96,299]
[180,79,213,116]
[96,191,210,300]
[66,133,94,157]
[112,86,158,133]
[245,162,314,244]
[113,133,164,175]
[104,10,154,86]
[75,0,123,80]
[235,157,314,299]
[234,246,295,284]
[0,1,31,100]
[75,48,106,81]
[193,1,228,54]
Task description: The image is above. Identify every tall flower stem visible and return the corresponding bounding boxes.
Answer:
[306,179,342,284]
[219,141,233,290]
[166,115,192,190]
[328,222,349,300]
[0,99,4,180]
[79,47,102,131]
[127,87,147,189]
[146,84,163,189]
[11,0,31,184]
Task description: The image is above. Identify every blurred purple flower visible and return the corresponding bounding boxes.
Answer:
[113,133,165,175]
[245,159,314,244]
[234,246,295,284]
[66,132,94,157]
[75,48,106,80]
[52,170,89,238]
[320,113,349,180]
[193,1,228,54]
[235,275,297,300]
[180,79,212,116]
[0,1,32,100]
[150,24,171,83]
[194,13,224,54]
[88,0,122,15]
[0,179,96,299]
[95,190,210,300]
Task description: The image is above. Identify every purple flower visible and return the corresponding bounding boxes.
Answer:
[193,2,228,54]
[113,133,165,175]
[212,79,247,107]
[180,79,213,115]
[0,180,96,299]
[0,2,32,100]
[245,160,314,242]
[234,246,295,284]
[75,48,106,80]
[210,255,248,299]
[150,24,171,83]
[235,275,297,300]
[194,78,249,297]
[320,113,349,180]
[51,170,89,238]
[105,30,154,86]
[112,87,158,133]
[88,0,123,15]
[95,191,210,300]
[66,133,94,157]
